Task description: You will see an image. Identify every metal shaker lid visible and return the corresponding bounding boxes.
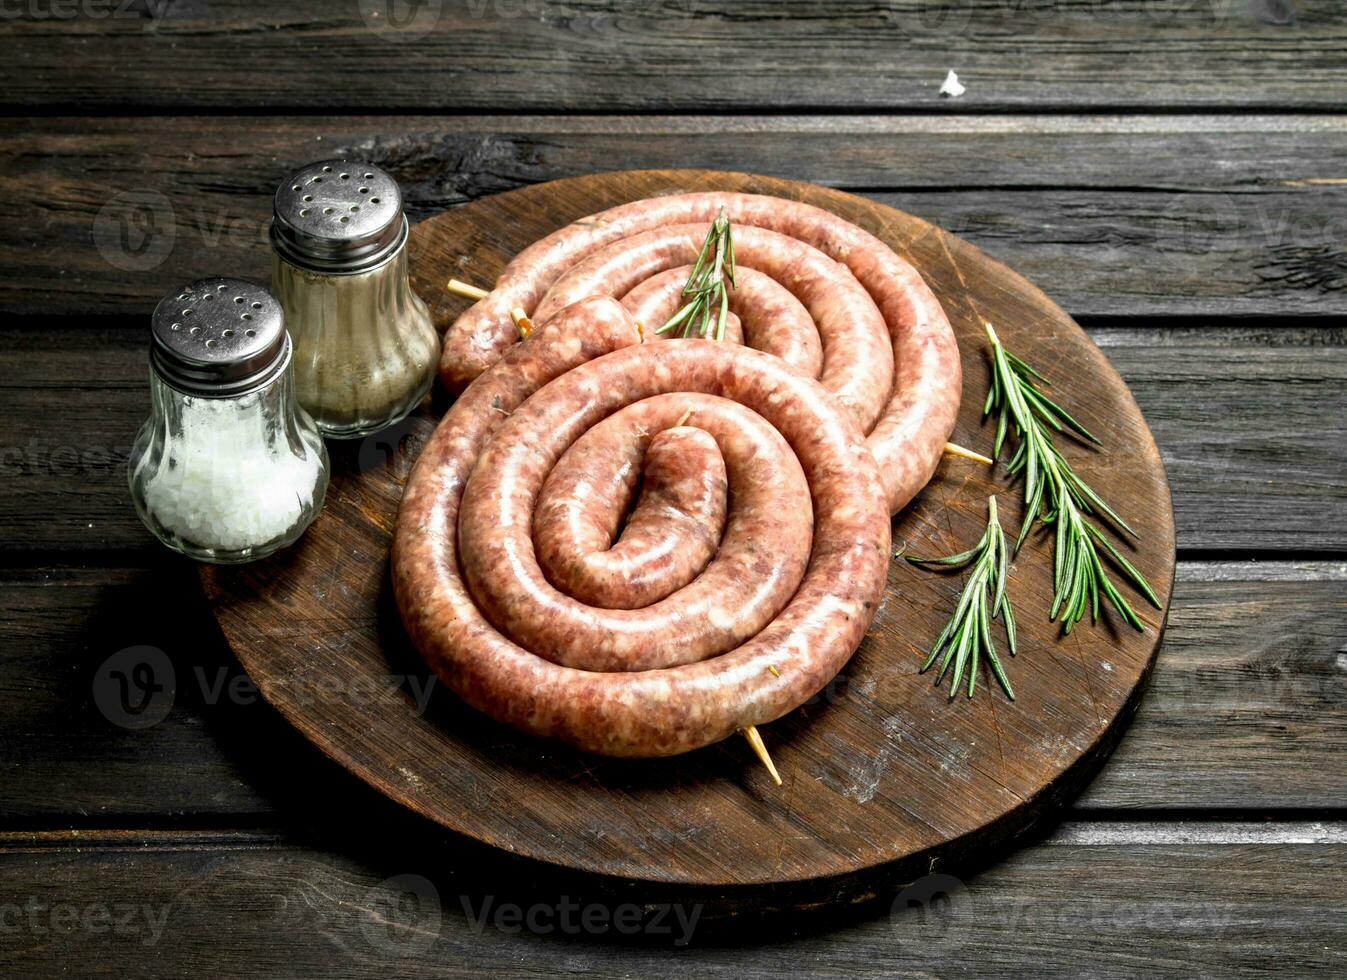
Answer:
[150,278,289,396]
[270,160,406,273]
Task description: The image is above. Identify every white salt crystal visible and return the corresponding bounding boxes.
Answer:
[939,70,966,98]
[141,392,321,553]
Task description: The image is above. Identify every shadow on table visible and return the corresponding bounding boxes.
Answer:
[69,552,1067,950]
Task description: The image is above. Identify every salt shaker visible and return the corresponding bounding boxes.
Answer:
[269,160,439,439]
[128,278,329,563]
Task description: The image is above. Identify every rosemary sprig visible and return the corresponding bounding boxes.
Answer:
[657,208,736,340]
[906,496,1016,700]
[983,322,1161,633]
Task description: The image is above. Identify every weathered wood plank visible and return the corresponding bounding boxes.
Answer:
[1,562,1341,820]
[1089,325,1347,553]
[3,323,1342,554]
[0,825,1341,973]
[4,115,1345,317]
[0,1,1342,111]
[1080,561,1347,810]
[0,564,276,818]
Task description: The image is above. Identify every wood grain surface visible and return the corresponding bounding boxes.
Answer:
[199,170,1175,893]
[1,823,1343,973]
[1,0,1343,967]
[0,1,1340,111]
[7,114,1345,320]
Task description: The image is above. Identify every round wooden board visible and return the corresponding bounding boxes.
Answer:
[202,170,1175,899]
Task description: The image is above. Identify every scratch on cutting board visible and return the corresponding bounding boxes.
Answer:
[826,715,906,804]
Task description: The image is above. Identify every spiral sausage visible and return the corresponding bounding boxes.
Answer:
[438,191,961,515]
[393,297,890,758]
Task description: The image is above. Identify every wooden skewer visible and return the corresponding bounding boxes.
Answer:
[510,306,535,339]
[741,726,782,786]
[446,278,489,301]
[944,441,994,466]
[447,278,532,337]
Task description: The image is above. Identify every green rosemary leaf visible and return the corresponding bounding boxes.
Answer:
[923,627,951,673]
[686,225,714,288]
[655,300,697,335]
[1005,349,1048,383]
[935,625,961,685]
[1021,385,1068,434]
[983,322,1158,635]
[1001,589,1017,658]
[987,642,1016,701]
[991,512,1009,618]
[1089,555,1101,623]
[905,496,1017,701]
[1053,501,1068,593]
[1096,565,1145,631]
[992,406,1009,460]
[658,209,735,339]
[1004,427,1023,472]
[973,596,994,699]
[1024,387,1102,445]
[1017,446,1044,552]
[906,547,980,568]
[1064,466,1139,538]
[948,613,975,697]
[1085,522,1163,610]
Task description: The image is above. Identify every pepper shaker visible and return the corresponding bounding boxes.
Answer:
[128,278,329,563]
[270,160,439,439]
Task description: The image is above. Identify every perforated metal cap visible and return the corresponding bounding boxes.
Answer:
[270,160,406,273]
[150,278,289,396]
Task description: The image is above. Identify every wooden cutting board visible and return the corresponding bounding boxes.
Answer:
[202,169,1174,900]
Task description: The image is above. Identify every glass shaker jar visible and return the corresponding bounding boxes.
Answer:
[128,278,330,564]
[269,160,440,439]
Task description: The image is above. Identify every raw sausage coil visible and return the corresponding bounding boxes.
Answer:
[393,297,891,757]
[438,191,961,515]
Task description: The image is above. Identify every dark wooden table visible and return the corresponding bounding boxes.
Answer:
[2,2,1344,975]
